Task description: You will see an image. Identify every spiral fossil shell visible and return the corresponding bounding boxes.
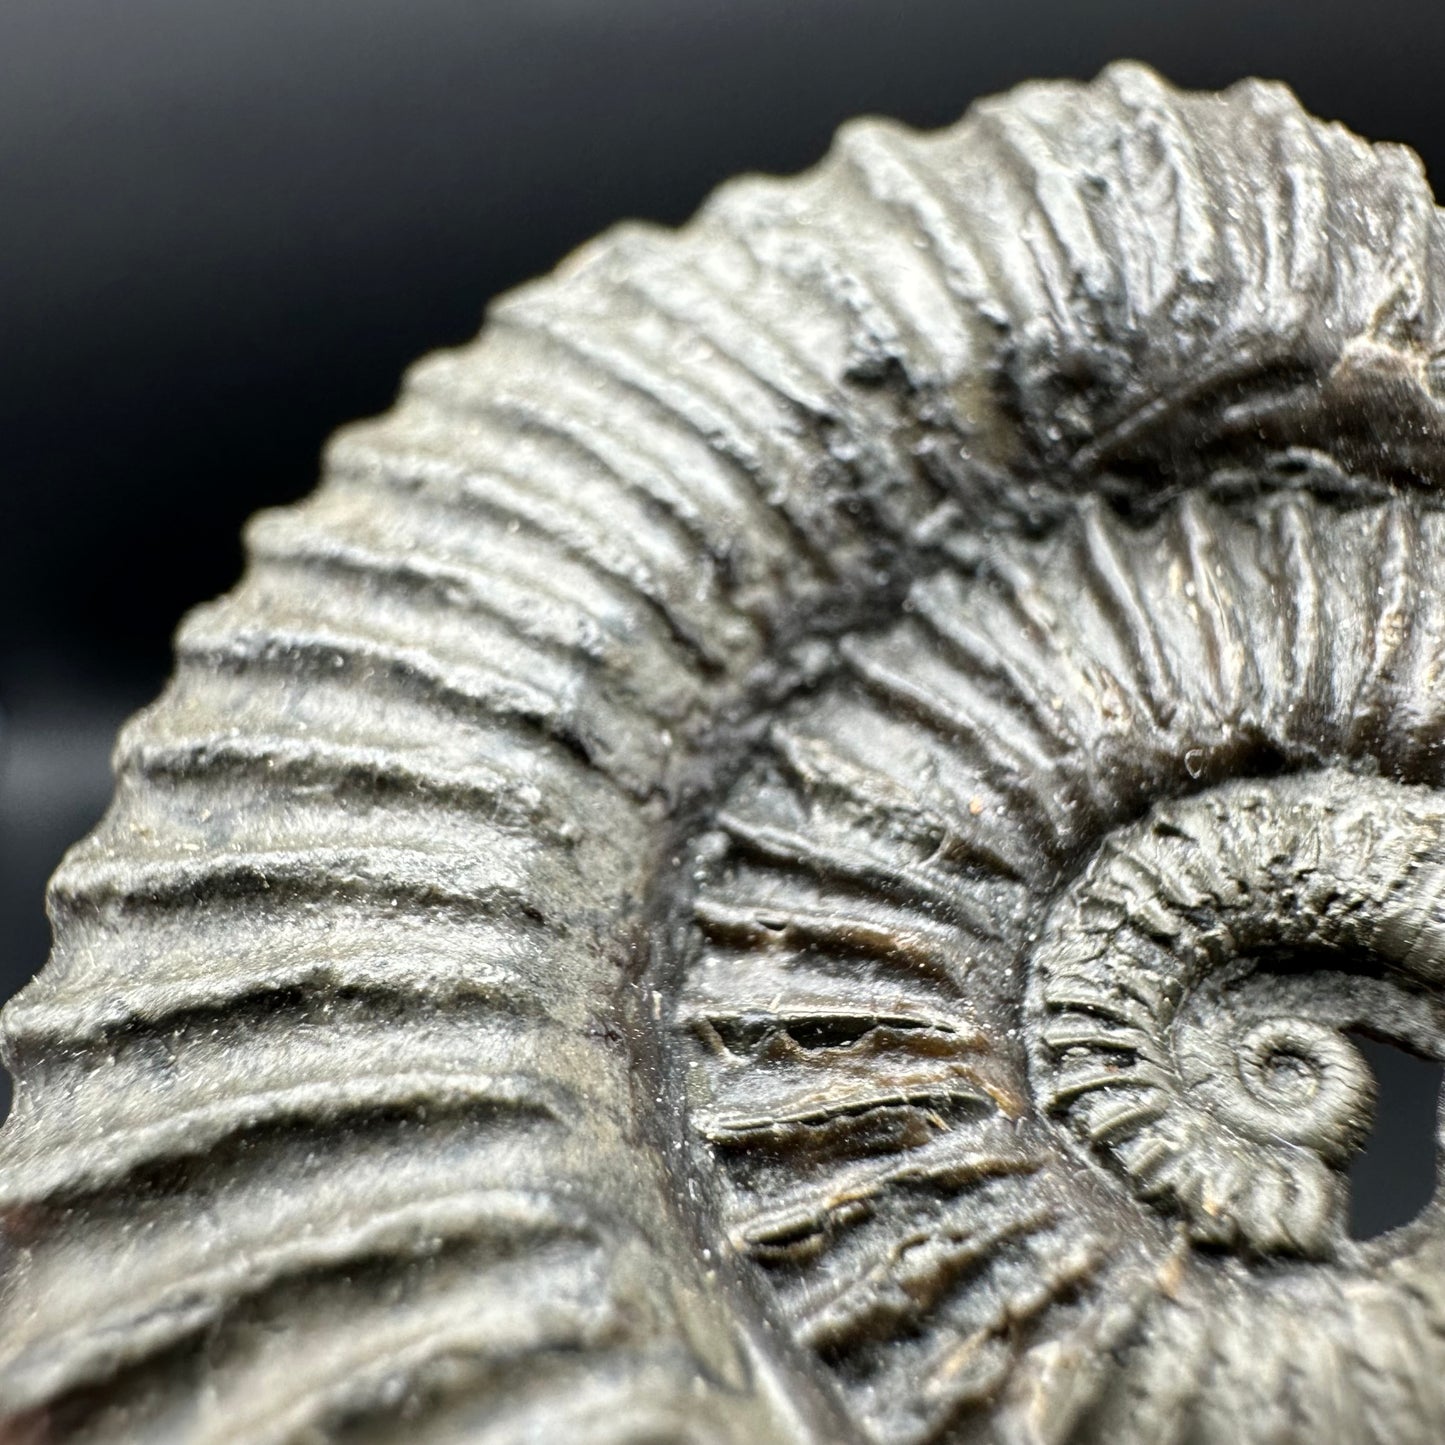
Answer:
[8,61,1445,1442]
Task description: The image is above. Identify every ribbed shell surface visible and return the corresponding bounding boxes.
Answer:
[6,62,1445,1444]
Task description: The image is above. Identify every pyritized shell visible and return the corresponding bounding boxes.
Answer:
[6,61,1445,1445]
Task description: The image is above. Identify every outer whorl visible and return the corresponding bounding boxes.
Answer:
[5,62,1445,1445]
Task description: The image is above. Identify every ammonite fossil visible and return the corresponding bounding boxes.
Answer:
[8,61,1445,1443]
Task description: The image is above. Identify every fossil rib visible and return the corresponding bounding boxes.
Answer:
[7,62,1445,1444]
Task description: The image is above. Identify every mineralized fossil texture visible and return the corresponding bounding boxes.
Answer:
[6,62,1445,1445]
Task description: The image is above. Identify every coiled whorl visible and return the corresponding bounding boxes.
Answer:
[1030,770,1444,1257]
[5,62,1445,1445]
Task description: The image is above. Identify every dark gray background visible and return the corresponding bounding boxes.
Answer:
[4,0,1442,1234]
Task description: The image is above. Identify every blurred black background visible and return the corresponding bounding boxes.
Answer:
[5,0,1445,1232]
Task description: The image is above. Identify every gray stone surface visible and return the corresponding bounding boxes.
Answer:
[6,62,1445,1442]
